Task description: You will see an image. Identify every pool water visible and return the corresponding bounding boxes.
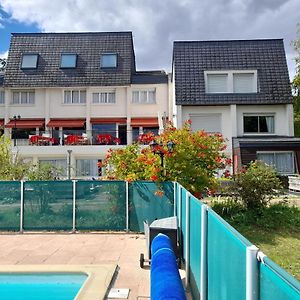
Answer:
[0,273,87,300]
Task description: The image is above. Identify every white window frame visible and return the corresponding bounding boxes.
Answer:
[257,151,295,175]
[0,90,4,105]
[92,91,116,104]
[132,89,156,104]
[243,113,275,135]
[11,90,35,105]
[63,90,86,104]
[75,158,102,177]
[204,70,257,94]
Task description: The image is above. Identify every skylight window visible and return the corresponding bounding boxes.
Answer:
[101,53,117,68]
[21,54,38,69]
[60,54,77,68]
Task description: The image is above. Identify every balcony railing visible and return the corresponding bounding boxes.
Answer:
[11,129,155,146]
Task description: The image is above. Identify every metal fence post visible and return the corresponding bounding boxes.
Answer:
[20,180,24,233]
[185,192,190,288]
[200,204,208,300]
[173,182,177,217]
[246,245,259,300]
[72,180,77,233]
[126,181,129,232]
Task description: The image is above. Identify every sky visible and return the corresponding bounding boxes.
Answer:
[0,0,299,80]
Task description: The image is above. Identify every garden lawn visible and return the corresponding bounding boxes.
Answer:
[211,201,300,280]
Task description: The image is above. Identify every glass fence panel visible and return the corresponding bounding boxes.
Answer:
[75,181,126,230]
[189,195,202,299]
[0,182,21,231]
[180,187,187,261]
[129,181,174,232]
[207,209,250,300]
[23,181,73,230]
[260,257,300,300]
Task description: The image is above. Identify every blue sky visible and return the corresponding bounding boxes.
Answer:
[0,0,299,79]
[0,8,40,56]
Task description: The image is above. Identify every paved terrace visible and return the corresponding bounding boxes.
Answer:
[0,233,190,299]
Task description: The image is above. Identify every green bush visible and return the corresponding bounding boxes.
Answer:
[230,160,282,209]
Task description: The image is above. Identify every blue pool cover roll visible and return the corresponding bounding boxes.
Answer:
[151,233,173,256]
[151,234,186,300]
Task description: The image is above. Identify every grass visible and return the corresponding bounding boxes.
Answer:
[211,198,300,280]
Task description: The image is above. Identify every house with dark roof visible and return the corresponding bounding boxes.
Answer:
[172,39,300,174]
[1,32,169,178]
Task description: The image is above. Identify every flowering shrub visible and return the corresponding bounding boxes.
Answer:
[102,121,230,196]
[229,160,282,209]
[138,131,155,144]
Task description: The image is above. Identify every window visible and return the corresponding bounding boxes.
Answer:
[132,90,156,104]
[257,152,294,174]
[0,91,4,104]
[39,159,67,176]
[205,70,257,94]
[101,53,117,68]
[60,54,77,68]
[76,159,102,177]
[64,90,86,104]
[92,92,116,104]
[206,74,228,93]
[190,114,222,133]
[233,73,255,93]
[12,91,35,104]
[21,54,38,69]
[244,115,274,134]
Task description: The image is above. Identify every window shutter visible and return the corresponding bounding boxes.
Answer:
[190,114,221,133]
[233,73,254,93]
[207,74,228,93]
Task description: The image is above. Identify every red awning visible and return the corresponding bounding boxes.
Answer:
[47,119,85,128]
[131,117,158,127]
[5,119,45,128]
[0,119,4,126]
[90,118,127,124]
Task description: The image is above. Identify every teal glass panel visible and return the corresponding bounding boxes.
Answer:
[207,209,250,300]
[129,181,174,232]
[23,181,73,230]
[175,183,180,219]
[75,181,126,230]
[0,181,20,231]
[180,187,187,261]
[189,195,202,299]
[260,257,300,300]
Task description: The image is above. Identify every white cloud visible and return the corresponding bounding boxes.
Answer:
[0,0,299,77]
[0,50,8,59]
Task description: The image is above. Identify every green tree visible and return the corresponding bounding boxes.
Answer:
[292,24,300,136]
[0,135,62,181]
[102,121,230,196]
[0,135,28,180]
[0,58,6,72]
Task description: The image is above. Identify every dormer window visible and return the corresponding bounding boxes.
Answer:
[21,54,38,69]
[205,70,257,94]
[101,53,117,68]
[60,53,77,68]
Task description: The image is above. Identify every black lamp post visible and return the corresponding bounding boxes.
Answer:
[13,115,21,147]
[150,140,175,174]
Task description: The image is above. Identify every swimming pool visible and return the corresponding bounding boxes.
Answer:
[0,273,87,300]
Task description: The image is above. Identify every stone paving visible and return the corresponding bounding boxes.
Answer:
[0,233,150,299]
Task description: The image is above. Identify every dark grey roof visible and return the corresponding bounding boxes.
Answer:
[233,137,300,148]
[132,70,168,84]
[0,74,4,87]
[4,32,136,88]
[173,39,293,105]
